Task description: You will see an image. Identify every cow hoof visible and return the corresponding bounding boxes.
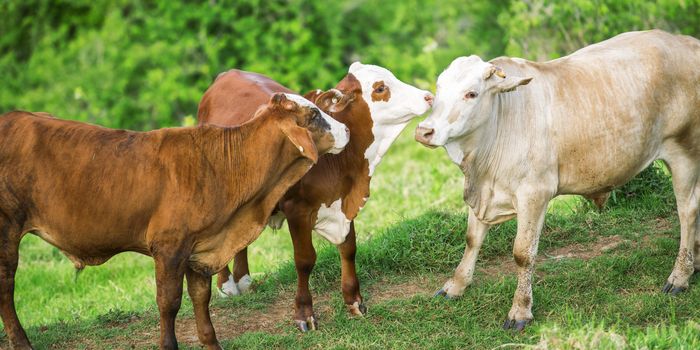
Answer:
[433,288,455,299]
[358,302,368,315]
[662,282,687,295]
[346,301,367,316]
[295,316,318,332]
[503,318,530,331]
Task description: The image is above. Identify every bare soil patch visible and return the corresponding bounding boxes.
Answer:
[480,235,626,278]
[18,234,640,349]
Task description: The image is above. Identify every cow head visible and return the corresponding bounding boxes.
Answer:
[349,62,433,126]
[345,62,434,175]
[415,55,532,147]
[268,93,349,162]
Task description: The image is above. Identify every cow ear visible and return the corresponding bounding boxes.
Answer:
[315,89,353,113]
[278,119,319,163]
[349,61,363,73]
[495,76,533,93]
[303,89,323,102]
[270,93,298,111]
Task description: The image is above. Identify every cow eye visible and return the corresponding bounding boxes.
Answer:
[374,85,386,93]
[464,91,478,99]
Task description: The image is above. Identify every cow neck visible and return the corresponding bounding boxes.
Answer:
[317,101,374,220]
[363,120,408,177]
[454,92,537,209]
[195,114,308,212]
[187,117,314,272]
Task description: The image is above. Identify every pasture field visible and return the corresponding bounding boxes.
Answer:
[2,120,699,349]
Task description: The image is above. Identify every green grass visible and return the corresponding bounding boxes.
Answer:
[2,120,698,349]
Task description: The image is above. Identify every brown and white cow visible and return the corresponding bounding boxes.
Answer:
[415,30,700,330]
[198,63,432,331]
[0,94,347,349]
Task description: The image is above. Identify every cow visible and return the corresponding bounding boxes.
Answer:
[414,30,700,331]
[198,63,433,331]
[0,93,348,349]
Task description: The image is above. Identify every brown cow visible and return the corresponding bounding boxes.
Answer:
[198,64,432,331]
[0,93,347,349]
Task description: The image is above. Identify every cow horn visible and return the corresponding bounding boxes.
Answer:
[485,66,507,79]
[495,67,506,78]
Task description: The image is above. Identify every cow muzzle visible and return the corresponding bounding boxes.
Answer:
[424,93,434,107]
[415,126,437,148]
[329,125,350,154]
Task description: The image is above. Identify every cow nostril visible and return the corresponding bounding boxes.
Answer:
[424,94,434,107]
[416,126,434,141]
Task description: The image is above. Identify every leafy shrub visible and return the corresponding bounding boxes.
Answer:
[0,0,507,129]
[499,0,700,60]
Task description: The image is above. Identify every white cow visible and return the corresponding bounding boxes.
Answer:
[415,30,700,330]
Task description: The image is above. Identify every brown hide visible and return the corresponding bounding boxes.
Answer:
[198,70,373,219]
[197,70,373,327]
[0,97,325,348]
[0,110,311,273]
[198,70,295,126]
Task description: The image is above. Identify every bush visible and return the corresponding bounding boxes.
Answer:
[499,0,700,60]
[0,0,508,129]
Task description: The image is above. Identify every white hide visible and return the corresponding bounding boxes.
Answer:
[349,62,433,176]
[444,141,466,166]
[313,199,352,245]
[236,274,252,293]
[266,200,353,245]
[218,274,240,297]
[217,273,252,298]
[283,93,349,154]
[418,55,533,147]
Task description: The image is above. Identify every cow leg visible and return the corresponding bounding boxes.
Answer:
[337,221,365,316]
[693,181,700,271]
[215,265,237,297]
[216,248,251,297]
[662,155,699,294]
[287,214,317,332]
[436,208,490,298]
[153,252,188,349]
[185,267,221,350]
[231,248,252,293]
[0,225,32,350]
[503,194,549,331]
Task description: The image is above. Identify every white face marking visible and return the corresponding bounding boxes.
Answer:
[283,93,349,153]
[418,56,493,147]
[348,62,433,175]
[313,199,352,245]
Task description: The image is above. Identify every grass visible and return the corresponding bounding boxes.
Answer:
[2,119,698,349]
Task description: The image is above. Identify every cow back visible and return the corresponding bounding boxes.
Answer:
[198,70,294,127]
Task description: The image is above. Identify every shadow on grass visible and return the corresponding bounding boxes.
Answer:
[2,184,682,348]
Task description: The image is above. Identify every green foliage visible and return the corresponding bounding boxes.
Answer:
[0,0,507,129]
[611,161,675,211]
[2,2,698,347]
[499,0,700,60]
